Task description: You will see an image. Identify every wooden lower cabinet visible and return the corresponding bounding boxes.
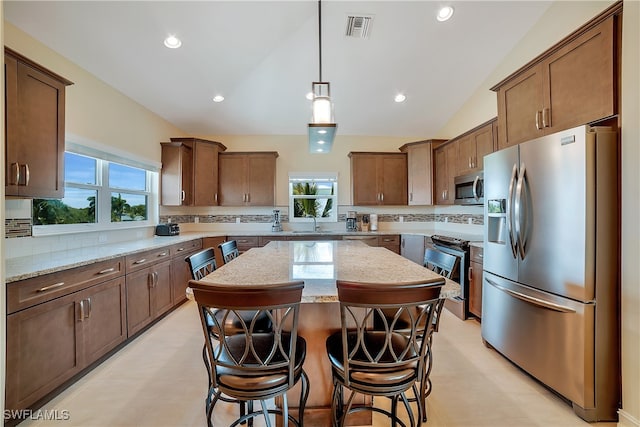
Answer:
[469,245,484,319]
[5,277,126,412]
[170,239,203,305]
[125,260,172,337]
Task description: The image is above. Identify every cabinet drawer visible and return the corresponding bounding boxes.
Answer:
[227,235,260,252]
[171,239,202,258]
[378,235,400,246]
[471,245,484,264]
[125,247,172,273]
[7,257,124,314]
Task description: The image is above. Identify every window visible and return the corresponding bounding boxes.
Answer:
[288,172,337,223]
[33,150,157,233]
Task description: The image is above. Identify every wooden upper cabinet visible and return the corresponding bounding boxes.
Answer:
[400,140,446,206]
[349,152,407,206]
[493,10,618,149]
[4,47,73,198]
[433,143,456,205]
[218,152,278,206]
[160,138,226,206]
[466,120,496,173]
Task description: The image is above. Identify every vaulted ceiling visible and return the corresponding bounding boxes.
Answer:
[4,1,552,138]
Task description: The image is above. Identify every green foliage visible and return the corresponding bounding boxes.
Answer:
[292,182,334,218]
[33,194,146,225]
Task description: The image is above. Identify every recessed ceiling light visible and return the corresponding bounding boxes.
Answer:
[212,95,225,103]
[316,148,324,152]
[317,140,325,145]
[394,93,407,103]
[164,35,182,49]
[437,6,454,22]
[318,129,327,134]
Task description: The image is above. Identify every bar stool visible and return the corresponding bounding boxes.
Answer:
[326,280,443,427]
[185,248,272,425]
[190,280,309,427]
[219,240,240,264]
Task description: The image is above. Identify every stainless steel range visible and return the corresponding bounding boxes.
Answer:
[429,234,472,320]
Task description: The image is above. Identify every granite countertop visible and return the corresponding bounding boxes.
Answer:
[6,229,482,284]
[189,240,460,303]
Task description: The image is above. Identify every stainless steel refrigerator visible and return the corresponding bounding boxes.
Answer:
[482,125,620,421]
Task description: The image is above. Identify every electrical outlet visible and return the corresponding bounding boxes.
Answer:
[194,216,199,223]
[236,217,241,224]
[444,217,448,223]
[468,218,473,225]
[399,215,404,223]
[98,234,107,243]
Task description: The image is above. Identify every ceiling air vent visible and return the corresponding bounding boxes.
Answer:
[345,15,373,39]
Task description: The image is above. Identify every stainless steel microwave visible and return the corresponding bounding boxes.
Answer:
[454,171,484,205]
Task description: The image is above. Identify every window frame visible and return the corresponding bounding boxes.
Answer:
[288,172,338,223]
[32,148,159,236]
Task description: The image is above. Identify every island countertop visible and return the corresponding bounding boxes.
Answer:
[190,240,460,303]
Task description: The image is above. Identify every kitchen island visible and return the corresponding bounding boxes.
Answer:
[190,240,459,426]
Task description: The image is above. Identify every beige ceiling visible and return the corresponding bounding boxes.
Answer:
[4,1,553,138]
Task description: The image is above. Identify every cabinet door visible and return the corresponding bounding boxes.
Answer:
[218,155,247,206]
[5,55,67,198]
[81,277,127,364]
[434,147,448,205]
[496,64,545,149]
[152,261,173,317]
[351,154,379,205]
[469,261,483,319]
[434,144,456,205]
[246,154,276,206]
[125,267,154,336]
[6,292,82,410]
[543,17,615,133]
[473,123,495,171]
[379,155,407,205]
[192,141,220,206]
[160,143,193,206]
[406,144,433,205]
[456,135,475,175]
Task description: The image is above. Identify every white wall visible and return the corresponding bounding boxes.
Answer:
[620,2,640,425]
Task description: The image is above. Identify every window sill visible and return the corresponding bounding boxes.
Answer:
[31,221,156,237]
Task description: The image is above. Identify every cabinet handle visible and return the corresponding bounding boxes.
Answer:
[158,252,168,257]
[134,258,147,265]
[214,193,218,203]
[181,190,185,202]
[148,272,154,288]
[380,193,384,202]
[79,300,85,322]
[37,281,65,292]
[176,247,185,252]
[21,164,30,186]
[469,266,473,281]
[535,110,542,130]
[98,267,115,274]
[246,193,250,203]
[409,192,413,202]
[9,163,20,185]
[542,107,550,128]
[86,297,92,319]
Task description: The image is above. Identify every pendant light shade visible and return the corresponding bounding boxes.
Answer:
[308,1,336,153]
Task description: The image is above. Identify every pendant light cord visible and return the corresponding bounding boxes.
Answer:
[318,0,322,82]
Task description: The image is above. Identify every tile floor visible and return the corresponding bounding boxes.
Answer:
[17,301,617,427]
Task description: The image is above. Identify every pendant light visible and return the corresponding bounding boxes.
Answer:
[308,0,336,153]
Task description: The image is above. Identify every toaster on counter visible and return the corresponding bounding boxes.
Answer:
[155,223,180,236]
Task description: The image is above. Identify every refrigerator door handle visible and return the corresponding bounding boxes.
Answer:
[486,278,576,313]
[515,162,527,260]
[507,164,518,258]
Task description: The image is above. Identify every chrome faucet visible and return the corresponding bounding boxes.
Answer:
[307,215,318,232]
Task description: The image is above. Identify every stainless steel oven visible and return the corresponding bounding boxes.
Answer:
[454,171,484,205]
[430,234,471,320]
